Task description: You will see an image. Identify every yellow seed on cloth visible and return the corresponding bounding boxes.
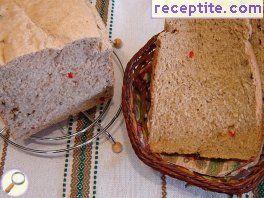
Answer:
[112,142,123,153]
[113,38,122,48]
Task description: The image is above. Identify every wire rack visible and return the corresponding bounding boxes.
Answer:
[0,52,124,155]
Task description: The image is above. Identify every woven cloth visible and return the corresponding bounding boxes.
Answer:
[0,0,263,197]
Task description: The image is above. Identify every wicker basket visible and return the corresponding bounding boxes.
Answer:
[122,34,264,195]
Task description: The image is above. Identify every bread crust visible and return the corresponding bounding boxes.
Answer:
[251,19,264,154]
[147,37,161,136]
[0,0,104,63]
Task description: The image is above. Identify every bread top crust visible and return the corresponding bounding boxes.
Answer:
[0,0,109,64]
[149,20,263,160]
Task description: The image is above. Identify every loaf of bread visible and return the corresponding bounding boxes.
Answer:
[0,0,114,140]
[148,19,263,160]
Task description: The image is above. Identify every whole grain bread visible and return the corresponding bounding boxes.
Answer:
[0,0,114,140]
[148,20,263,160]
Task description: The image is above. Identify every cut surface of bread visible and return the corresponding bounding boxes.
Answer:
[148,20,263,160]
[0,0,113,140]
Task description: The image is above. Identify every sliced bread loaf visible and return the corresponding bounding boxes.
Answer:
[0,0,113,140]
[148,20,263,160]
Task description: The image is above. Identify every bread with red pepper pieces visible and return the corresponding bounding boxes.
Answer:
[0,0,114,140]
[148,20,263,160]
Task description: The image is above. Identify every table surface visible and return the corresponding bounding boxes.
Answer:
[0,0,262,197]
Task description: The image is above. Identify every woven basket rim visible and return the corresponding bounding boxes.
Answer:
[122,34,264,195]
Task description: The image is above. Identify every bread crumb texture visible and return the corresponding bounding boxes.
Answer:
[148,20,263,160]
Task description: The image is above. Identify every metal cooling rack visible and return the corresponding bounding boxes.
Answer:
[0,52,124,155]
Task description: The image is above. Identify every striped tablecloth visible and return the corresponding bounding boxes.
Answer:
[0,0,263,197]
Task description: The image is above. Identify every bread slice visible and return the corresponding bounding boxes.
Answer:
[0,0,114,140]
[148,20,263,160]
